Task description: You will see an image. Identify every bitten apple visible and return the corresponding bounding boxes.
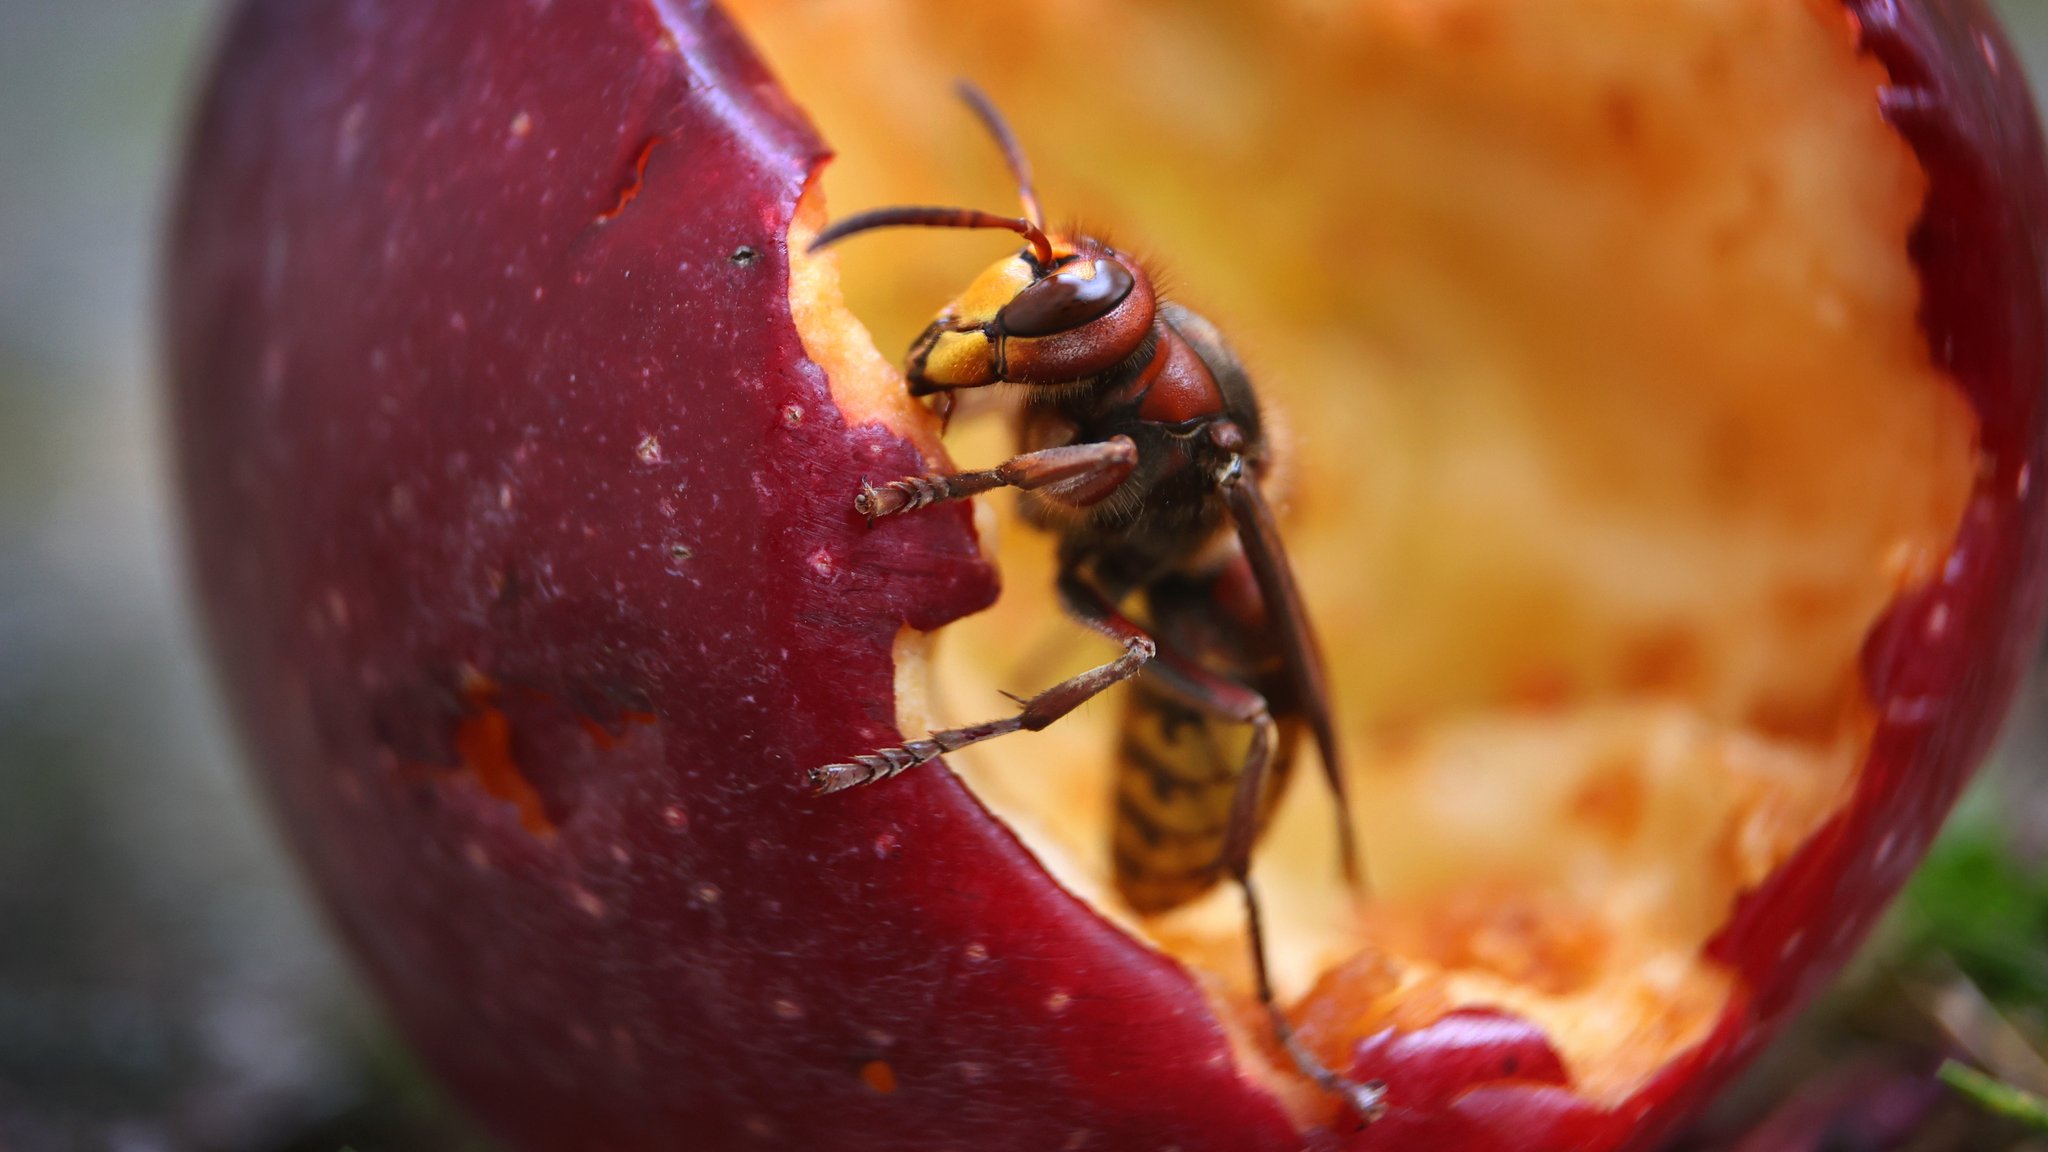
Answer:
[168,1,2048,1149]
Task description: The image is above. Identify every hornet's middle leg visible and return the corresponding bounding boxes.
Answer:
[808,564,1153,794]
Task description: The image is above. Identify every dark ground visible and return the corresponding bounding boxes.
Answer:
[1,3,2044,1150]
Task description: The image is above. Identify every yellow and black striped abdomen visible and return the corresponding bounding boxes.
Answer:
[1112,677,1297,915]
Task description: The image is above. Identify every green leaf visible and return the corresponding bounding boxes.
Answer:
[1897,813,2048,1010]
[1939,1060,2048,1132]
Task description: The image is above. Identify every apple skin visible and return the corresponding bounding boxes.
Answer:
[166,1,2048,1150]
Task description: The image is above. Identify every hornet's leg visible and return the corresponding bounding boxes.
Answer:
[1224,734,1388,1124]
[855,436,1137,524]
[808,565,1153,795]
[1059,578,1389,1123]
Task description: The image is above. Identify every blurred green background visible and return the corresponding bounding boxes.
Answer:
[0,4,2045,1150]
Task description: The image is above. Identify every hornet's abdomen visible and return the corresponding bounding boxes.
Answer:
[1111,570,1300,915]
[1109,685,1246,912]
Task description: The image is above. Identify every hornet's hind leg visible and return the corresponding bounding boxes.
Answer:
[1062,581,1389,1124]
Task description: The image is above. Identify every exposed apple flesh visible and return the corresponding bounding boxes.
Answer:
[167,0,2048,1149]
[757,0,1982,1116]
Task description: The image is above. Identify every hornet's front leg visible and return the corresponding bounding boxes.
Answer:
[855,436,1137,524]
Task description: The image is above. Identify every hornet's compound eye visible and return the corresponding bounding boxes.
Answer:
[996,259,1137,338]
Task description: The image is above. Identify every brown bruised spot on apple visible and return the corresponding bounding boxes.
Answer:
[763,0,1977,1122]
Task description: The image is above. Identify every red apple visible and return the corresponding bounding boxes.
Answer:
[167,1,2048,1149]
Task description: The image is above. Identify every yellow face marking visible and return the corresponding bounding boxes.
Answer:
[954,254,1037,323]
[914,250,1092,387]
[920,330,995,387]
[911,256,1039,387]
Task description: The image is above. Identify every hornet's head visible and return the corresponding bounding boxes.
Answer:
[808,84,1157,396]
